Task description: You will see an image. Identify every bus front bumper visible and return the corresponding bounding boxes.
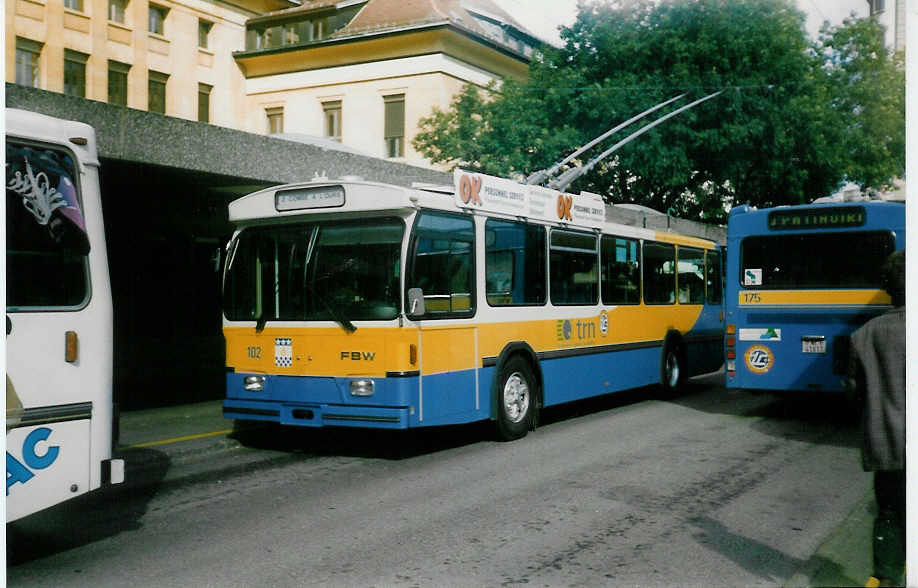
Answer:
[223,399,411,430]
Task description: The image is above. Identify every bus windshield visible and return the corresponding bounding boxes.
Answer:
[6,141,90,309]
[223,218,404,323]
[740,230,895,289]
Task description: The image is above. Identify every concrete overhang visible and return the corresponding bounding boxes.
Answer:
[5,84,451,189]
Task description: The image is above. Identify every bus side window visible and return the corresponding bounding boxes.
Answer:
[643,241,675,305]
[550,229,598,306]
[706,250,722,304]
[677,247,705,305]
[485,219,545,306]
[407,212,475,317]
[601,235,640,305]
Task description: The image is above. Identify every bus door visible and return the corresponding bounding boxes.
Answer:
[408,211,480,425]
[6,137,114,520]
[418,327,480,424]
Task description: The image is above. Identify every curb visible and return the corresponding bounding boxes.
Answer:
[785,490,875,587]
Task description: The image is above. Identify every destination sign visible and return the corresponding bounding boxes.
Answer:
[768,206,865,230]
[275,186,345,211]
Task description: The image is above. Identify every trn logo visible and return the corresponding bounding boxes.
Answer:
[556,319,596,341]
[7,427,60,495]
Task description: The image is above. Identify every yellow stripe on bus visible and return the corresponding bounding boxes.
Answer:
[652,232,716,249]
[738,289,890,306]
[224,304,705,376]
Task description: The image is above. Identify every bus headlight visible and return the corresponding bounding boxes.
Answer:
[244,375,265,392]
[350,379,375,397]
[726,360,736,373]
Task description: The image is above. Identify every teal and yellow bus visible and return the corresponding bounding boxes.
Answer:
[724,200,905,397]
[222,170,724,440]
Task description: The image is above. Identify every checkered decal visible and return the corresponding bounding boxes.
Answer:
[274,338,293,367]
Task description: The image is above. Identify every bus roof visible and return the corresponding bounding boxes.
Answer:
[5,108,99,167]
[229,171,718,249]
[727,200,904,236]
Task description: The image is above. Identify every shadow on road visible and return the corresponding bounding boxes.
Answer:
[6,447,170,566]
[689,515,805,584]
[538,386,654,428]
[530,369,860,450]
[661,374,861,449]
[229,419,494,460]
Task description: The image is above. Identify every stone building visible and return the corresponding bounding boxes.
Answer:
[7,0,542,169]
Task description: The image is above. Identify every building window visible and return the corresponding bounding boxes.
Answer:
[384,94,405,158]
[198,84,212,123]
[64,50,89,98]
[149,4,168,35]
[266,106,284,134]
[244,4,363,51]
[148,71,168,114]
[109,0,127,23]
[108,61,130,106]
[199,19,213,49]
[323,100,341,142]
[15,38,42,88]
[64,0,83,11]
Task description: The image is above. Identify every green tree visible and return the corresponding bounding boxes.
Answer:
[817,17,905,191]
[413,0,904,222]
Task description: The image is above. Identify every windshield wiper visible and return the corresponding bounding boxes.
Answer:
[308,285,357,333]
[255,310,269,333]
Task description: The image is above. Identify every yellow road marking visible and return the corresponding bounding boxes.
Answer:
[125,429,233,449]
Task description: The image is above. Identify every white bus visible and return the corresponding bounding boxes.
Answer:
[5,109,124,521]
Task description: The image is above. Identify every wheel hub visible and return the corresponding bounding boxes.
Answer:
[503,372,530,423]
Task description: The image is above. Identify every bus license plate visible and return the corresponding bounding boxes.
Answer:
[802,339,826,353]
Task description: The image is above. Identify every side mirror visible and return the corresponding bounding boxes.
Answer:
[212,246,222,273]
[407,288,425,318]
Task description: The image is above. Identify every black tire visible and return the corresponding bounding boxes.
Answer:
[660,340,685,395]
[495,356,536,441]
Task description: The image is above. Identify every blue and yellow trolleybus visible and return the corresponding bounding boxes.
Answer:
[724,199,905,396]
[222,170,724,440]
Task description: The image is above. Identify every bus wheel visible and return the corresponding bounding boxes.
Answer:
[496,356,535,441]
[661,342,684,395]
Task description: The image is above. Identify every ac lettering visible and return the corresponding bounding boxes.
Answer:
[340,351,376,361]
[6,427,60,495]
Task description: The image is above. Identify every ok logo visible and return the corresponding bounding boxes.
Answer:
[557,194,573,221]
[459,174,483,206]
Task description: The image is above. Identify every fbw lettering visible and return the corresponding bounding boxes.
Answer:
[340,351,376,361]
[6,427,60,495]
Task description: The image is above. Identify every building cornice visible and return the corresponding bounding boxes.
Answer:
[234,20,534,65]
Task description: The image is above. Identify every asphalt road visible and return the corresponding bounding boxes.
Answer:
[7,373,870,587]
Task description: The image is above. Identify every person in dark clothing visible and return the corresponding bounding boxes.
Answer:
[848,249,906,588]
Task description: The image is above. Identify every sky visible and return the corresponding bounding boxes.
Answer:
[493,0,868,46]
